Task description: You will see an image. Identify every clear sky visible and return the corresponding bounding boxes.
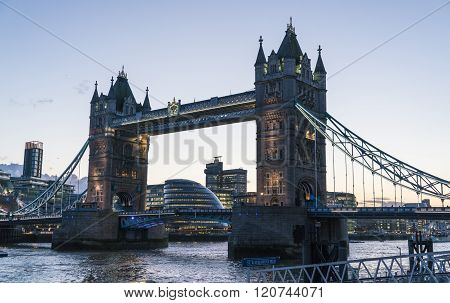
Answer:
[0,0,449,205]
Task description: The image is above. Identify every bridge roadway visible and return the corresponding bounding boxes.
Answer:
[1,207,450,228]
[113,90,256,136]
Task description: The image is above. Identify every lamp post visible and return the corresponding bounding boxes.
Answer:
[396,246,403,273]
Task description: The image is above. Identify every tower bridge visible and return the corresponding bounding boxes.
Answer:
[1,20,449,264]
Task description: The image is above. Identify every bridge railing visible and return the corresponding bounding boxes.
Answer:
[308,206,450,213]
[248,250,450,283]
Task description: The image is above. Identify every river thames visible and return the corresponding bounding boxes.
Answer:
[1,241,449,282]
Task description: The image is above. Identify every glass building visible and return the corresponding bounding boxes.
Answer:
[163,179,228,236]
[23,141,43,178]
[220,169,247,194]
[164,179,223,210]
[211,189,234,209]
[145,184,164,210]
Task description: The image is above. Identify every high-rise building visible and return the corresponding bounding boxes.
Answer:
[204,156,223,192]
[204,157,247,208]
[220,169,247,194]
[22,141,43,178]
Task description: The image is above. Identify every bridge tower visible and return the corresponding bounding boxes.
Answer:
[52,69,168,250]
[255,20,327,207]
[86,68,149,211]
[229,20,347,262]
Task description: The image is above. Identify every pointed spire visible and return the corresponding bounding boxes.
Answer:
[255,35,267,66]
[91,81,99,102]
[118,65,127,79]
[142,86,151,111]
[314,45,326,74]
[287,16,295,33]
[278,18,302,61]
[108,76,115,98]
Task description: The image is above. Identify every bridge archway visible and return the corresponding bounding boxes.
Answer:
[295,180,315,207]
[270,196,280,206]
[112,192,133,212]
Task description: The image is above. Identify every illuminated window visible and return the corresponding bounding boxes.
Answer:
[305,130,316,141]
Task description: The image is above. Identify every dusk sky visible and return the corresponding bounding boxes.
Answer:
[0,0,449,205]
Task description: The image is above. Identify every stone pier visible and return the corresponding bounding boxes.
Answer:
[0,226,22,244]
[52,209,168,250]
[228,205,348,263]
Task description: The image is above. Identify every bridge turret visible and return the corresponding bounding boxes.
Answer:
[142,86,151,112]
[313,45,327,90]
[108,76,115,98]
[255,36,267,82]
[277,18,302,77]
[90,81,99,103]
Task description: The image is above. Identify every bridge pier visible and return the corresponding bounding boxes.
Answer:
[0,226,22,244]
[228,205,348,263]
[52,209,168,250]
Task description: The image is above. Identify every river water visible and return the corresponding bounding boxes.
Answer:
[1,241,449,282]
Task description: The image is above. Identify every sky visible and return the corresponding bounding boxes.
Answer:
[0,0,449,205]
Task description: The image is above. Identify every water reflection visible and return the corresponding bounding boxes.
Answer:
[0,241,449,282]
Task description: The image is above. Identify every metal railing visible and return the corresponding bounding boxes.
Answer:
[248,250,450,283]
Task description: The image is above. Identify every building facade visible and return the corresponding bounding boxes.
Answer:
[145,184,164,210]
[234,192,257,205]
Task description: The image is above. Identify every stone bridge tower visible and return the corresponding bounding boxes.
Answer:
[86,68,150,211]
[255,20,327,208]
[230,20,347,262]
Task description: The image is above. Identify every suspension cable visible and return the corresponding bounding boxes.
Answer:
[345,153,348,202]
[400,180,403,207]
[372,158,375,207]
[314,128,318,208]
[294,101,450,201]
[394,183,397,207]
[351,145,355,202]
[362,166,366,207]
[332,133,336,203]
[380,170,384,208]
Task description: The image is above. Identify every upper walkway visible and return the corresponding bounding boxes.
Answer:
[112,90,256,135]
